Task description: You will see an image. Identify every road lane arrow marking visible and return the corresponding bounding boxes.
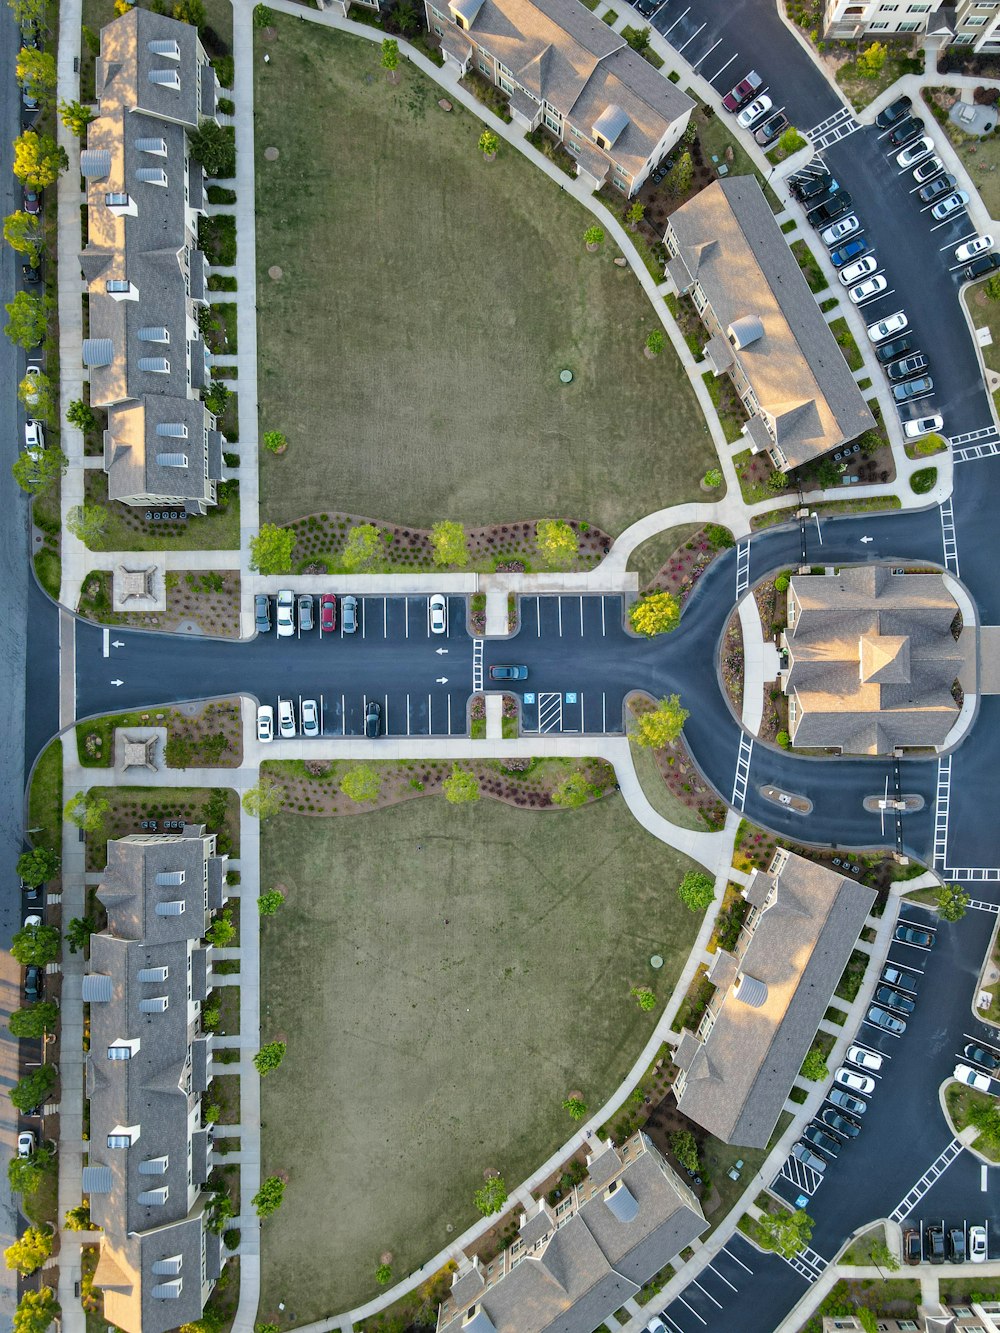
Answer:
[436,676,449,684]
[111,679,124,687]
[860,535,873,544]
[435,647,449,654]
[112,639,124,648]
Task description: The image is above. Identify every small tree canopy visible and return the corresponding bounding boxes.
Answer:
[189,120,235,176]
[629,591,680,636]
[669,1130,699,1173]
[18,369,56,422]
[800,1047,829,1082]
[262,430,286,454]
[936,883,969,922]
[677,871,715,912]
[443,765,479,804]
[536,519,578,567]
[633,695,689,748]
[206,911,235,947]
[562,1097,587,1121]
[10,1066,57,1115]
[380,36,399,70]
[430,520,469,567]
[8,1003,59,1039]
[478,129,500,157]
[473,1175,507,1216]
[5,1227,53,1275]
[583,224,604,246]
[172,0,206,26]
[64,790,109,834]
[3,210,42,258]
[66,504,109,547]
[630,985,656,1011]
[12,1286,60,1333]
[64,1203,96,1231]
[671,151,693,194]
[856,40,888,77]
[9,0,48,29]
[11,923,61,967]
[253,1041,286,1076]
[375,1263,392,1285]
[551,771,596,809]
[13,447,67,496]
[5,291,48,349]
[58,99,95,136]
[66,399,98,432]
[249,524,295,575]
[257,889,285,916]
[757,1208,813,1259]
[340,765,382,803]
[342,523,386,572]
[16,47,56,104]
[13,131,67,189]
[252,1176,285,1218]
[241,775,284,820]
[645,329,666,355]
[16,847,59,887]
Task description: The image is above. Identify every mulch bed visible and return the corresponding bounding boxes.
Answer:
[643,525,735,601]
[632,700,727,831]
[78,569,241,638]
[85,788,240,872]
[734,818,903,898]
[720,611,743,716]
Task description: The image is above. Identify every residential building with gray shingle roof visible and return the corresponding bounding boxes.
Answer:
[83,829,229,1333]
[664,177,875,472]
[781,566,966,754]
[436,1133,705,1333]
[424,0,693,196]
[81,9,224,514]
[672,850,874,1148]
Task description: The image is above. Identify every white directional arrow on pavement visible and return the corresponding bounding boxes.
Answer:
[435,647,449,655]
[112,639,124,648]
[111,679,124,687]
[436,676,449,684]
[860,536,874,544]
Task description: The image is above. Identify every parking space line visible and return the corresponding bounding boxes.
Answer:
[384,694,389,734]
[862,1018,902,1037]
[579,595,584,635]
[601,597,607,636]
[675,20,706,53]
[602,692,607,733]
[536,596,541,638]
[320,695,325,734]
[707,51,738,85]
[427,693,432,731]
[674,1295,707,1325]
[691,36,722,69]
[705,1262,737,1292]
[405,599,409,638]
[447,695,452,734]
[383,598,388,637]
[360,598,366,638]
[725,1246,753,1274]
[406,694,411,736]
[690,1280,722,1308]
[943,231,977,251]
[556,597,563,636]
[341,694,346,736]
[662,3,689,36]
[661,1313,686,1333]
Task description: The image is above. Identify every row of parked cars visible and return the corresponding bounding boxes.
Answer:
[256,696,382,742]
[720,70,789,148]
[255,592,450,637]
[905,1221,988,1265]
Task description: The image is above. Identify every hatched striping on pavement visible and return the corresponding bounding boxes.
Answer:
[933,754,951,870]
[472,639,484,693]
[778,1153,824,1197]
[736,541,751,599]
[939,498,959,576]
[808,106,860,150]
[732,733,754,810]
[951,426,1000,464]
[888,1138,963,1223]
[943,867,1000,882]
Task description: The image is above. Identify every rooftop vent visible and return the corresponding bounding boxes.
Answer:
[138,326,170,344]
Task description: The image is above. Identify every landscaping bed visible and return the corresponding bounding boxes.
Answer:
[629,699,727,830]
[835,42,921,112]
[733,448,789,505]
[790,239,828,294]
[76,700,243,769]
[82,470,240,551]
[77,569,241,636]
[751,494,901,529]
[720,610,743,717]
[797,1278,920,1333]
[84,786,239,872]
[28,738,63,854]
[702,370,750,443]
[733,817,924,898]
[469,693,519,739]
[639,523,735,600]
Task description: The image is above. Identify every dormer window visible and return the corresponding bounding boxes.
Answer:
[139,1155,169,1175]
[137,357,170,374]
[138,1186,169,1205]
[106,279,137,301]
[148,38,181,58]
[107,1038,139,1060]
[139,996,169,1012]
[156,898,185,916]
[105,192,137,217]
[136,167,168,187]
[156,870,186,886]
[148,69,181,90]
[138,966,169,982]
[107,1125,139,1149]
[156,452,188,468]
[135,136,167,156]
[139,327,170,344]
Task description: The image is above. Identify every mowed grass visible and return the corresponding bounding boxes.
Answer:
[253,20,712,535]
[258,797,703,1321]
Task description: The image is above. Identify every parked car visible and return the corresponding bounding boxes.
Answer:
[875,93,912,129]
[277,697,296,739]
[807,191,853,226]
[954,1062,994,1092]
[902,415,943,440]
[835,1066,874,1095]
[21,78,39,110]
[644,1319,668,1333]
[297,593,314,632]
[791,1141,827,1173]
[24,419,44,453]
[737,95,772,129]
[21,262,40,284]
[489,665,528,680]
[903,1228,921,1265]
[254,593,271,634]
[722,71,763,112]
[925,1224,946,1264]
[365,699,381,738]
[792,172,835,202]
[913,155,943,184]
[633,0,659,15]
[803,1124,841,1158]
[301,698,320,738]
[875,984,915,1015]
[256,705,273,744]
[23,914,41,929]
[23,965,42,1000]
[867,311,908,343]
[964,1043,1000,1070]
[849,275,887,304]
[17,1131,36,1158]
[918,172,956,204]
[966,253,1000,281]
[885,353,929,383]
[931,190,969,221]
[19,20,39,46]
[970,1225,988,1263]
[821,215,861,246]
[831,238,868,268]
[320,593,337,633]
[868,1004,907,1034]
[342,594,358,634]
[956,234,994,262]
[887,116,923,148]
[882,964,919,990]
[21,364,42,404]
[875,335,912,365]
[896,135,934,169]
[276,589,294,638]
[893,375,933,403]
[820,1107,861,1138]
[840,255,878,286]
[829,1087,867,1115]
[949,1228,967,1264]
[429,593,447,635]
[754,111,788,146]
[22,187,40,216]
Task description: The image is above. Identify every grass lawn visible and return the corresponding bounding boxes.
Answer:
[253,20,713,536]
[836,48,922,112]
[790,239,828,294]
[626,523,702,587]
[258,796,704,1322]
[628,733,706,832]
[83,471,241,552]
[693,108,782,213]
[964,282,1000,375]
[28,738,63,854]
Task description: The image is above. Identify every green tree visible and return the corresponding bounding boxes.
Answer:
[172,0,205,26]
[800,1047,829,1082]
[9,0,47,29]
[967,1096,1000,1151]
[626,200,644,227]
[257,889,285,915]
[206,1188,234,1233]
[81,25,100,55]
[11,923,60,967]
[340,765,382,803]
[3,210,42,260]
[774,572,791,592]
[757,1208,813,1259]
[778,127,805,156]
[18,369,55,422]
[204,378,231,416]
[252,1176,285,1218]
[12,1287,59,1333]
[473,1174,507,1216]
[10,1067,57,1115]
[430,520,469,567]
[856,40,888,77]
[65,916,95,956]
[16,847,59,887]
[703,468,723,488]
[629,591,681,636]
[671,151,693,194]
[189,121,235,176]
[206,911,234,947]
[633,695,689,748]
[13,447,66,496]
[5,291,47,349]
[855,1309,878,1333]
[63,1203,95,1231]
[630,985,657,1011]
[776,729,792,749]
[66,505,109,547]
[478,129,500,158]
[5,1227,53,1275]
[584,224,604,248]
[381,36,399,76]
[985,273,1000,301]
[669,1130,700,1173]
[58,98,94,136]
[342,523,385,572]
[677,871,715,912]
[64,790,109,835]
[253,1041,286,1076]
[241,774,284,821]
[867,1237,900,1274]
[936,883,969,922]
[16,47,56,106]
[262,430,286,454]
[249,524,295,575]
[8,1003,59,1039]
[375,1263,392,1285]
[13,132,67,189]
[562,1096,587,1121]
[536,518,578,567]
[443,765,479,804]
[625,23,650,52]
[253,2,273,23]
[551,771,597,809]
[66,398,98,433]
[645,329,665,356]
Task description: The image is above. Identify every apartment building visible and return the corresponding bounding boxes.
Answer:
[822,0,944,41]
[83,829,229,1333]
[824,1302,1000,1332]
[80,9,224,514]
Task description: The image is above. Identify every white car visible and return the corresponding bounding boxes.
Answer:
[867,310,907,343]
[256,704,273,744]
[22,364,42,404]
[902,414,943,439]
[429,593,447,635]
[840,255,878,286]
[896,135,934,169]
[645,1319,669,1333]
[23,914,41,929]
[24,419,44,454]
[821,215,860,247]
[849,274,887,304]
[301,698,320,738]
[913,155,942,184]
[737,95,772,129]
[277,697,296,739]
[834,1066,875,1095]
[954,1062,993,1092]
[956,234,994,262]
[970,1225,988,1263]
[276,589,294,637]
[17,1131,36,1158]
[846,1044,883,1073]
[931,189,969,221]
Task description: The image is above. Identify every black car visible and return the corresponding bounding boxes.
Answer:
[875,94,912,130]
[875,984,915,1015]
[882,964,919,990]
[634,0,659,15]
[807,191,853,226]
[966,252,1000,281]
[21,263,41,284]
[254,593,271,634]
[886,353,929,384]
[820,1107,861,1139]
[903,1228,921,1265]
[803,1124,841,1158]
[925,1224,946,1263]
[23,965,42,1001]
[964,1043,1000,1070]
[919,172,956,204]
[896,923,934,947]
[888,116,923,148]
[365,699,381,738]
[792,172,834,202]
[948,1227,966,1263]
[754,111,788,146]
[875,335,913,365]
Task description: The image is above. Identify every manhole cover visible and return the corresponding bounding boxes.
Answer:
[559,369,573,384]
[264,146,279,161]
[268,265,283,280]
[650,954,663,969]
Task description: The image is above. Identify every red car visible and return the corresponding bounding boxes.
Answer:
[22,188,40,216]
[722,71,763,113]
[320,593,337,633]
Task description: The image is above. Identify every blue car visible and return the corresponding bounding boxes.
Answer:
[489,665,528,680]
[831,238,868,268]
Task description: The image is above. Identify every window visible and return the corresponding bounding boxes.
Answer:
[908,4,931,10]
[478,60,489,73]
[613,177,625,190]
[869,18,889,24]
[964,14,989,21]
[897,1324,918,1332]
[879,5,898,10]
[544,114,561,133]
[896,17,922,25]
[106,279,130,293]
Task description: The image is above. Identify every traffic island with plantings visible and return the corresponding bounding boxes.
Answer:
[469,694,519,739]
[82,786,239,872]
[254,19,714,537]
[733,817,925,897]
[904,431,948,461]
[82,470,240,551]
[256,796,706,1319]
[75,700,243,769]
[945,1081,1000,1161]
[628,699,727,830]
[963,268,1000,373]
[720,610,744,718]
[77,568,241,636]
[635,523,735,599]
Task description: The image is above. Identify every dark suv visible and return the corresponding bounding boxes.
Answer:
[820,1107,860,1139]
[948,1227,966,1263]
[807,191,853,226]
[803,1124,841,1158]
[875,984,915,1014]
[925,1224,946,1264]
[875,94,912,130]
[23,966,42,1000]
[903,1228,921,1264]
[919,173,956,204]
[886,353,929,383]
[888,116,923,147]
[967,252,1000,281]
[875,335,912,365]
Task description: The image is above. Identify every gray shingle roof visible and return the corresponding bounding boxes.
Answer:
[105,395,219,514]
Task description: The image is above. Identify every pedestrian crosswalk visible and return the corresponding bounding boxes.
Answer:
[782,1243,826,1284]
[951,426,1000,464]
[888,1139,963,1223]
[808,106,860,151]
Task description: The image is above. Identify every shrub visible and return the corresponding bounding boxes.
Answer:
[629,591,680,636]
[774,573,791,592]
[478,129,500,157]
[583,224,605,247]
[910,467,937,494]
[263,430,286,454]
[645,329,666,355]
[630,985,656,1011]
[670,1130,699,1173]
[473,1175,507,1216]
[677,871,715,912]
[340,765,381,803]
[800,1047,829,1082]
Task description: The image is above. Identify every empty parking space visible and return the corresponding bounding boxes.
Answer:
[520,594,621,640]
